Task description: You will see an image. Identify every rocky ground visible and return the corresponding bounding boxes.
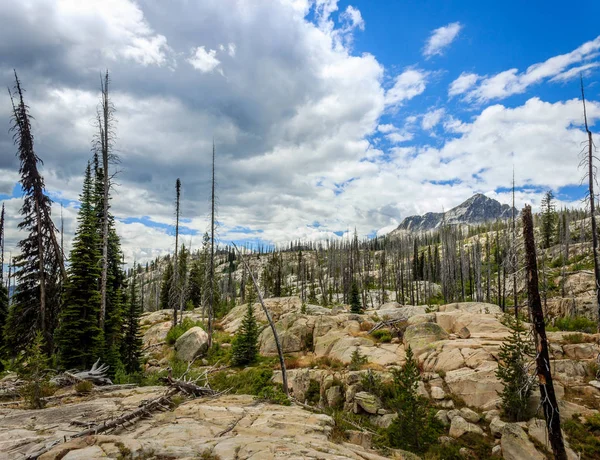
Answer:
[2,296,599,459]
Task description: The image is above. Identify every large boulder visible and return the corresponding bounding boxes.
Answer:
[435,311,509,339]
[222,296,303,333]
[259,313,314,355]
[353,392,382,414]
[449,416,483,438]
[403,322,449,354]
[444,363,503,409]
[174,327,209,362]
[378,305,427,321]
[439,302,503,314]
[500,423,545,460]
[142,321,172,347]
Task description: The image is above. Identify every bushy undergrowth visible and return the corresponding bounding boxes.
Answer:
[547,316,596,334]
[166,318,206,345]
[563,414,600,459]
[209,366,289,405]
[371,329,392,343]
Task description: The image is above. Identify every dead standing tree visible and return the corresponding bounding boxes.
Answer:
[522,205,567,460]
[580,76,600,331]
[172,178,181,327]
[233,243,289,398]
[96,70,116,330]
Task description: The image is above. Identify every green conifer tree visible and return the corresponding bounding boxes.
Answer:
[496,315,536,421]
[231,297,259,366]
[159,261,174,310]
[121,269,142,374]
[187,258,204,308]
[4,72,64,356]
[386,346,441,453]
[350,281,362,313]
[18,331,53,409]
[541,190,557,249]
[55,163,103,369]
[103,226,126,375]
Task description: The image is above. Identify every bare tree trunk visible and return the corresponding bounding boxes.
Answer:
[208,141,216,347]
[35,199,46,337]
[99,71,111,331]
[512,171,518,316]
[581,77,600,331]
[522,205,567,460]
[172,178,181,327]
[233,243,288,398]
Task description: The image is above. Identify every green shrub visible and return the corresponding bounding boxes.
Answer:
[75,380,93,394]
[256,386,290,406]
[496,315,536,422]
[166,318,206,345]
[563,414,600,458]
[209,366,274,395]
[349,348,368,371]
[554,316,596,334]
[205,342,232,366]
[305,379,321,405]
[371,329,392,343]
[564,333,585,344]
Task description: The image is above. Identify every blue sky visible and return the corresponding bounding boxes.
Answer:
[0,0,599,264]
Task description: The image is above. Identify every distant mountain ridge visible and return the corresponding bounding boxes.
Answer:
[391,193,516,234]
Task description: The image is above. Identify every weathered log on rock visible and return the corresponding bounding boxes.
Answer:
[25,388,178,459]
[167,376,218,397]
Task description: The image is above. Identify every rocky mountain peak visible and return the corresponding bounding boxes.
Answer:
[391,193,516,234]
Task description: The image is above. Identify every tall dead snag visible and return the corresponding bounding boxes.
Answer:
[522,205,567,460]
[580,77,600,331]
[208,141,216,347]
[97,70,115,330]
[233,243,289,398]
[172,178,181,327]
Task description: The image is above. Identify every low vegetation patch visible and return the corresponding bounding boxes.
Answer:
[74,380,93,395]
[371,329,393,343]
[166,318,206,345]
[209,366,289,405]
[563,333,585,344]
[548,316,596,334]
[563,414,600,459]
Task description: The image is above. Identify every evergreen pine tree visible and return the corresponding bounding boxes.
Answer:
[187,258,204,309]
[386,346,441,453]
[103,225,126,375]
[4,72,64,356]
[541,190,557,249]
[55,163,103,369]
[121,269,142,374]
[231,302,259,366]
[18,331,53,409]
[159,261,174,310]
[496,314,536,421]
[350,281,362,313]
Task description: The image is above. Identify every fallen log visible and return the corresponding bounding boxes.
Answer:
[25,388,178,459]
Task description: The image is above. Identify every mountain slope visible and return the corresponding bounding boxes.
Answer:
[391,193,516,233]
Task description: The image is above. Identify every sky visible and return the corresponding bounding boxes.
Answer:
[0,0,600,266]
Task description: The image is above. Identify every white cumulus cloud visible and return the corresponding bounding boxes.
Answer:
[423,21,462,58]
